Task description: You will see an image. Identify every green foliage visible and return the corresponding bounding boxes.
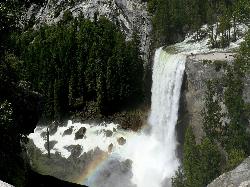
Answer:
[61,9,74,24]
[0,54,19,85]
[182,127,222,187]
[172,167,186,187]
[0,99,26,187]
[202,33,250,153]
[0,100,13,129]
[223,46,250,153]
[14,16,144,119]
[183,127,199,187]
[196,138,222,186]
[226,149,246,171]
[202,80,223,141]
[147,0,158,14]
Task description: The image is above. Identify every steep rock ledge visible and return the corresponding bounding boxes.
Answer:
[179,52,250,142]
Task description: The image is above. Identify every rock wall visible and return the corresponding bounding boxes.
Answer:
[180,52,250,142]
[27,140,134,186]
[208,157,250,187]
[25,0,152,64]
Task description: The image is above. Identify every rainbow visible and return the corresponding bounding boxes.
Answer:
[76,151,109,185]
[75,123,149,185]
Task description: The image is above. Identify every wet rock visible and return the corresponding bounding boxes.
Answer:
[66,145,82,158]
[63,126,73,136]
[27,140,105,184]
[44,140,57,151]
[75,127,86,140]
[108,143,113,153]
[40,131,47,139]
[117,137,126,145]
[105,130,113,137]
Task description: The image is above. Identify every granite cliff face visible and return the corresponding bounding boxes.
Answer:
[208,157,250,187]
[25,0,152,64]
[180,52,250,142]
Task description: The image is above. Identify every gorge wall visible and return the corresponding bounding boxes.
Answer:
[179,52,250,142]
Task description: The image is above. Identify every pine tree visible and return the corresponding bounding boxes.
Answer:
[183,126,199,187]
[197,138,222,186]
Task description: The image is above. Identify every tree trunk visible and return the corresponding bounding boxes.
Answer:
[47,127,50,158]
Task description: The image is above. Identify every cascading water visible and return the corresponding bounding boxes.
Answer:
[148,47,186,185]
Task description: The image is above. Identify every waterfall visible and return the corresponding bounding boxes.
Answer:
[149,47,186,185]
[119,47,186,187]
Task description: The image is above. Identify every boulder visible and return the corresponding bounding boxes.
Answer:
[75,127,86,140]
[63,126,73,136]
[108,143,113,153]
[66,145,82,158]
[117,137,126,145]
[44,140,57,151]
[105,130,113,137]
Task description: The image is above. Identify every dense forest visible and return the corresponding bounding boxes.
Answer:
[12,11,144,121]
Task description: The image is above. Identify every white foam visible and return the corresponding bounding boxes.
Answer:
[29,121,135,158]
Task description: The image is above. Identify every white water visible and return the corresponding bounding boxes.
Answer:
[117,48,186,187]
[149,48,186,182]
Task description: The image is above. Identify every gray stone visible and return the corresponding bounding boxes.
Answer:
[105,130,113,137]
[63,126,73,136]
[66,144,82,158]
[44,140,58,151]
[117,137,126,145]
[74,127,86,140]
[208,157,250,187]
[108,143,113,152]
[181,52,250,142]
